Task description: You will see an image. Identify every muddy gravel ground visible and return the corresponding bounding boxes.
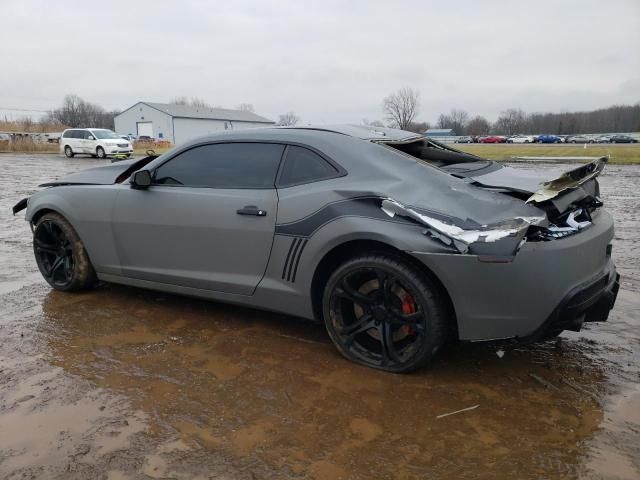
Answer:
[0,154,638,480]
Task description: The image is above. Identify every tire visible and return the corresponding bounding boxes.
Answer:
[96,146,106,159]
[64,146,74,158]
[33,212,97,292]
[322,254,448,373]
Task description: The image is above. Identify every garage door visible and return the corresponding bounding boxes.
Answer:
[137,122,153,138]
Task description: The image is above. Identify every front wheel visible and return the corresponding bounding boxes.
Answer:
[96,146,106,159]
[322,254,448,372]
[33,212,97,291]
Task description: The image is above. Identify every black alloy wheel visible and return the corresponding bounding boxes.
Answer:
[33,212,97,291]
[323,255,447,373]
[34,219,74,288]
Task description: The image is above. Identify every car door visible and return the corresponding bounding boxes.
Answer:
[110,141,285,295]
[85,130,98,153]
[75,130,89,153]
[69,130,82,152]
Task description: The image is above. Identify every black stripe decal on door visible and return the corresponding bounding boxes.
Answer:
[282,237,301,280]
[290,239,308,283]
[281,237,308,283]
[286,238,303,281]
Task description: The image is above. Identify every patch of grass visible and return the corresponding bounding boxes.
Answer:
[454,144,640,164]
[133,146,172,156]
[0,138,58,153]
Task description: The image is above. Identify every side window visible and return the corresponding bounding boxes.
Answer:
[73,130,83,139]
[83,130,92,139]
[153,143,284,188]
[278,145,339,187]
[62,131,71,138]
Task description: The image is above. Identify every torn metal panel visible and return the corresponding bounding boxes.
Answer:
[381,198,545,255]
[39,155,158,187]
[526,158,607,204]
[456,157,606,211]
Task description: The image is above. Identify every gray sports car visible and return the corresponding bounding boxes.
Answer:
[13,125,619,372]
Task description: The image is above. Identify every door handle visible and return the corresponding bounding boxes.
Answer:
[236,205,267,216]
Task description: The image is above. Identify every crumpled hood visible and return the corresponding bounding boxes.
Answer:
[39,158,152,187]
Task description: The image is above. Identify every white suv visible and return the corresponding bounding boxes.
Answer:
[60,128,133,159]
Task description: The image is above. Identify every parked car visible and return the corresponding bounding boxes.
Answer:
[14,125,619,372]
[609,135,638,144]
[567,135,593,144]
[137,135,154,142]
[535,134,562,144]
[454,136,474,143]
[60,128,133,159]
[594,136,612,143]
[506,135,535,144]
[479,135,506,143]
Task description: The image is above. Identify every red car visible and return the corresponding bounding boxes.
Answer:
[479,135,506,143]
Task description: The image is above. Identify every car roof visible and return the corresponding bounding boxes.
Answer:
[181,124,422,143]
[63,127,112,130]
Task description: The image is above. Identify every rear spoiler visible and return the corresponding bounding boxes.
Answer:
[527,157,607,203]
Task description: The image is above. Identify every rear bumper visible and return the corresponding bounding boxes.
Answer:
[520,269,620,342]
[410,209,617,341]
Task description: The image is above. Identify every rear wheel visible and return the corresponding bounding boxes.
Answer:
[33,213,97,291]
[322,254,448,372]
[64,146,74,158]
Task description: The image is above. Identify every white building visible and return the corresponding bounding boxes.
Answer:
[114,102,275,145]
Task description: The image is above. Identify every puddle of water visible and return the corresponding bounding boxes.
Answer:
[0,154,638,479]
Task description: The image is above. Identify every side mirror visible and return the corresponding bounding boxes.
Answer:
[131,170,152,189]
[87,135,95,140]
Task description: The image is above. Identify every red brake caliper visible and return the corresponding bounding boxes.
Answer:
[401,294,417,336]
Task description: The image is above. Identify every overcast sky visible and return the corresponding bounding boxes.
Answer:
[1,0,638,124]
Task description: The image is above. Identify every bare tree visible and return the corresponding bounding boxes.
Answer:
[170,96,188,105]
[405,121,430,134]
[277,112,300,126]
[493,108,527,135]
[436,109,469,135]
[46,94,118,129]
[189,97,212,109]
[237,103,255,112]
[170,97,213,109]
[382,87,420,130]
[465,115,491,135]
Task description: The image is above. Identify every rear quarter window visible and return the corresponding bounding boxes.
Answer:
[277,145,339,187]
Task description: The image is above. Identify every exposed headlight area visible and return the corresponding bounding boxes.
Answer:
[528,206,596,241]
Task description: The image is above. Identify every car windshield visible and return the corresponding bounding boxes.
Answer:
[91,129,121,139]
